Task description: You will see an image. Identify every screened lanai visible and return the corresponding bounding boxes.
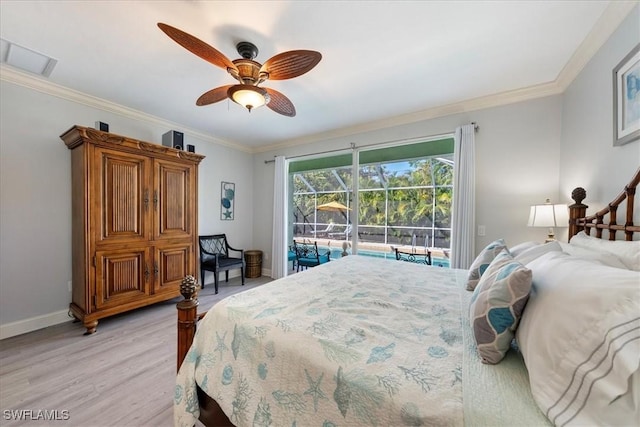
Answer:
[289,139,454,264]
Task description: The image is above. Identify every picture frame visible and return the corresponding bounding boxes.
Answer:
[220,181,235,220]
[613,43,640,146]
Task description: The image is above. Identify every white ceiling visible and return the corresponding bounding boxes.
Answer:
[0,1,633,151]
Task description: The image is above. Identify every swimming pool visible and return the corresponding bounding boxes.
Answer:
[321,246,450,268]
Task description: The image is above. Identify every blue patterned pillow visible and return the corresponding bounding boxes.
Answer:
[466,239,508,291]
[469,250,532,364]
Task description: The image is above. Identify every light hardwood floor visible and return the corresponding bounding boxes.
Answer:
[0,275,271,426]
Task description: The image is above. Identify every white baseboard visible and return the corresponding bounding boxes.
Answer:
[202,269,273,284]
[1,269,272,340]
[0,309,70,340]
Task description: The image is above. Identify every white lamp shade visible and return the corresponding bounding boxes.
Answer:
[527,202,569,227]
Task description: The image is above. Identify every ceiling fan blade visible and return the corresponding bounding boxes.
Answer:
[157,23,238,73]
[264,88,296,117]
[260,50,321,80]
[196,85,234,106]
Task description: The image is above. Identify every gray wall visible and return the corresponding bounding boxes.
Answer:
[0,81,254,336]
[1,5,638,337]
[252,5,640,268]
[559,6,640,211]
[252,96,564,267]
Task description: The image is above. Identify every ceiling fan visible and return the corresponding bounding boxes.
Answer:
[157,23,322,117]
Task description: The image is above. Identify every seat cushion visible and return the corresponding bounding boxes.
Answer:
[202,257,243,269]
[218,257,243,268]
[201,259,217,269]
[201,253,216,263]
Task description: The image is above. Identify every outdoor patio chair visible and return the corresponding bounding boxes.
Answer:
[315,223,336,237]
[394,247,432,265]
[199,234,244,294]
[329,224,351,239]
[293,241,330,272]
[288,245,297,271]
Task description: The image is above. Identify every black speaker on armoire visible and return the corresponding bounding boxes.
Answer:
[162,130,184,150]
[95,121,109,132]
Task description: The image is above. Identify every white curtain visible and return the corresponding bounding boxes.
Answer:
[271,156,288,279]
[451,124,476,269]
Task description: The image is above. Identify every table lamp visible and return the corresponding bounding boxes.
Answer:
[527,199,569,242]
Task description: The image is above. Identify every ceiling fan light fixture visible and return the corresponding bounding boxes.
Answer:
[228,85,270,112]
[157,24,319,116]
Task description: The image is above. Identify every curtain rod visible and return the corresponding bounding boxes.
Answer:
[264,122,478,164]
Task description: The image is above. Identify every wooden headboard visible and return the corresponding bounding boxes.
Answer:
[568,167,640,241]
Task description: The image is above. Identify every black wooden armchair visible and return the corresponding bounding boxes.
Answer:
[199,234,244,294]
[293,241,330,272]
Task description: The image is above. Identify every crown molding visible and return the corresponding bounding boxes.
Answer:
[256,2,638,153]
[2,1,635,155]
[0,65,251,153]
[255,80,563,153]
[555,1,638,90]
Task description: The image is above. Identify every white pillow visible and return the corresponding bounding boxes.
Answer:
[592,369,640,426]
[514,241,561,265]
[509,241,540,257]
[517,251,640,426]
[569,231,640,271]
[558,242,630,270]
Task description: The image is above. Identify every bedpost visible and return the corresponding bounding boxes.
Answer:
[177,275,199,372]
[624,169,640,241]
[568,187,588,241]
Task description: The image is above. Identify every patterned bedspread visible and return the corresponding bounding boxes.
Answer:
[175,255,470,426]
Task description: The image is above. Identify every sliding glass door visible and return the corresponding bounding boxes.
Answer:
[289,136,454,267]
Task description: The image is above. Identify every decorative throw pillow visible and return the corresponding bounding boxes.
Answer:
[466,239,508,291]
[469,250,532,364]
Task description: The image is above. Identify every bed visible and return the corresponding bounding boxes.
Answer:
[175,167,640,426]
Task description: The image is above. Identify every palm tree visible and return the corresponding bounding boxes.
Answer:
[292,156,454,248]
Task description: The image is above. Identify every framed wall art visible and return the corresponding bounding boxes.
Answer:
[220,181,235,220]
[613,43,640,146]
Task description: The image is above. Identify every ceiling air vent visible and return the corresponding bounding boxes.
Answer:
[1,38,58,77]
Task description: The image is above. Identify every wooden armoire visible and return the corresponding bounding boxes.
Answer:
[61,126,204,334]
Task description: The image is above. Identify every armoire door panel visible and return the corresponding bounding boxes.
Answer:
[95,248,150,309]
[155,160,193,240]
[155,243,192,295]
[94,148,151,243]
